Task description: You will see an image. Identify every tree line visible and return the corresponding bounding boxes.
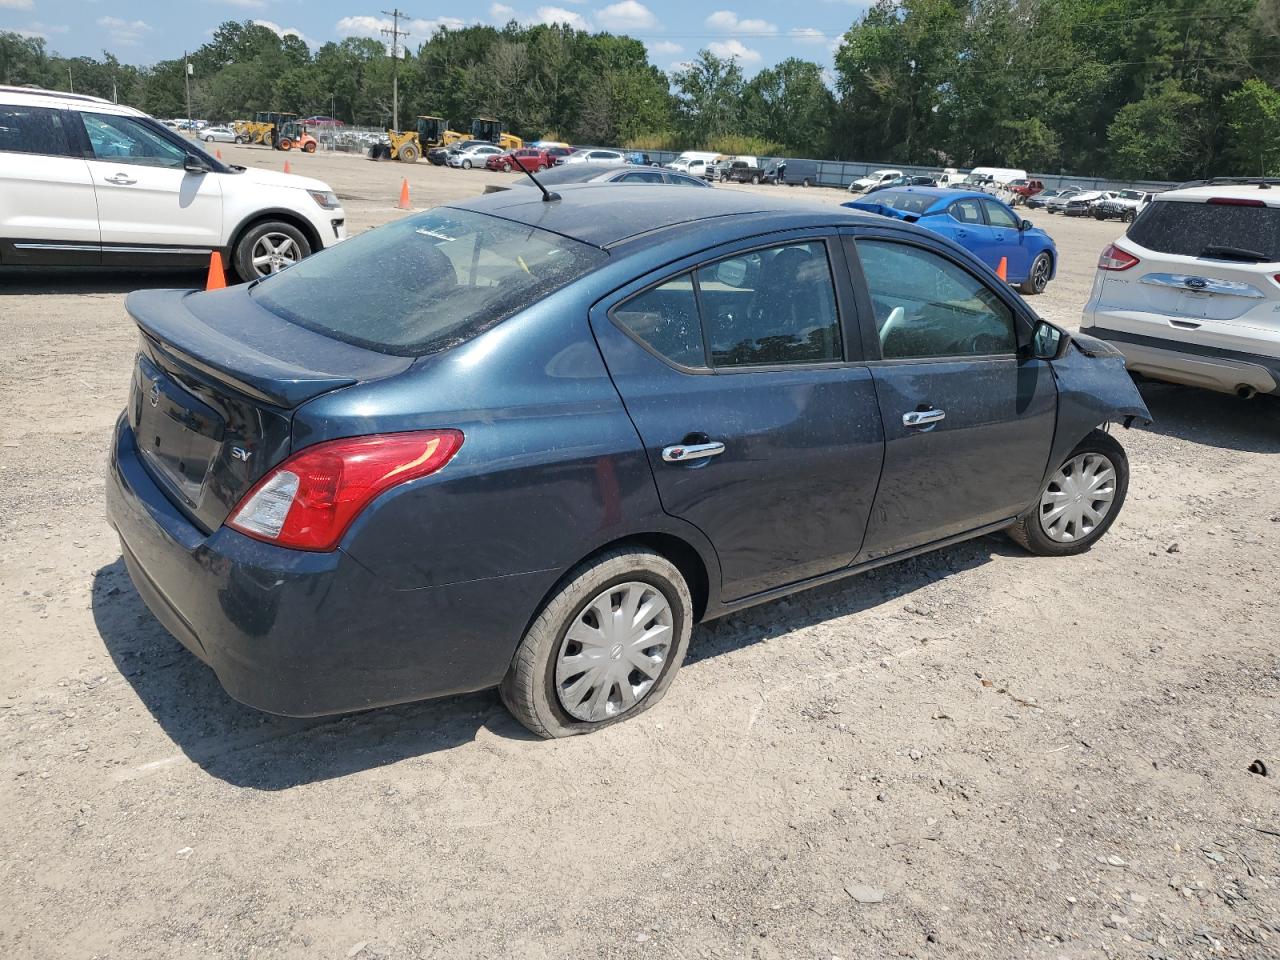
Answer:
[3,0,1280,179]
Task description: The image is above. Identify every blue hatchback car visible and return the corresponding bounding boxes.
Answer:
[106,185,1148,737]
[845,187,1058,295]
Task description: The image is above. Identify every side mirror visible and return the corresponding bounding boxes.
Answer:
[1019,219,1033,231]
[184,154,211,174]
[1031,318,1069,360]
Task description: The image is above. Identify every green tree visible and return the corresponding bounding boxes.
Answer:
[1107,80,1204,179]
[671,50,744,143]
[1223,78,1280,174]
[742,58,835,154]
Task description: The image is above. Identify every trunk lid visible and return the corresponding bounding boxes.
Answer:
[125,286,412,531]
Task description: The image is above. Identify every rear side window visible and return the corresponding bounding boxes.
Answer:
[873,191,933,214]
[1128,199,1280,262]
[0,106,72,156]
[252,209,607,356]
[613,275,705,368]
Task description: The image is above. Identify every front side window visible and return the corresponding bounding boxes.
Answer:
[612,274,705,368]
[983,200,1020,230]
[856,239,1016,360]
[0,106,72,156]
[696,242,842,367]
[80,113,187,168]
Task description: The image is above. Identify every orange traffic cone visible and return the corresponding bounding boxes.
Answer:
[205,251,227,291]
[397,178,411,211]
[284,159,293,174]
[996,256,1008,281]
[215,148,222,160]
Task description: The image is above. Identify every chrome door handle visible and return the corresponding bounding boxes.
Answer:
[104,174,137,185]
[903,409,945,428]
[662,441,725,463]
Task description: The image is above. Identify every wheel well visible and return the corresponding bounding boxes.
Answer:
[227,211,322,265]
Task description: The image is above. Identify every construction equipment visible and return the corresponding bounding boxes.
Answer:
[471,117,522,152]
[277,119,318,153]
[234,112,300,148]
[371,116,464,162]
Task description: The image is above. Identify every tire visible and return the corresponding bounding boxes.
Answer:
[1125,209,1137,223]
[203,135,213,142]
[278,139,292,151]
[499,548,694,739]
[235,136,248,144]
[232,220,312,281]
[1007,429,1129,557]
[750,174,760,184]
[397,142,419,163]
[1019,252,1053,296]
[303,141,317,154]
[462,159,472,169]
[802,178,811,188]
[502,161,512,172]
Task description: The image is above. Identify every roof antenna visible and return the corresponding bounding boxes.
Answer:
[519,161,560,202]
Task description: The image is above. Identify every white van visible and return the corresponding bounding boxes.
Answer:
[964,167,1027,186]
[667,150,719,172]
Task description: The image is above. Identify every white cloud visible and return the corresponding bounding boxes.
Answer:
[707,38,761,63]
[789,27,826,43]
[17,22,69,39]
[335,14,464,50]
[646,39,682,56]
[536,5,590,29]
[223,0,265,8]
[253,19,313,46]
[96,16,152,45]
[0,0,35,10]
[490,2,516,19]
[596,0,656,30]
[705,10,776,34]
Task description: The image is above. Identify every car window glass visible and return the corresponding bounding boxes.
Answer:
[621,171,664,183]
[856,239,1016,360]
[0,105,73,156]
[80,113,187,167]
[669,175,703,186]
[949,199,984,224]
[1127,200,1280,261]
[613,275,705,368]
[983,200,1019,230]
[697,242,842,367]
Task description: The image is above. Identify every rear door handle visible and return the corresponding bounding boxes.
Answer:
[662,441,725,463]
[903,409,945,428]
[104,174,137,185]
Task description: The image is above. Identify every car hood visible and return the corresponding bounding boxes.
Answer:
[235,165,333,194]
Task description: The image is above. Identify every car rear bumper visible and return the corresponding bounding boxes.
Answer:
[1079,325,1280,396]
[105,415,549,717]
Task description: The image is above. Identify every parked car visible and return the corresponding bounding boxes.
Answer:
[1008,179,1045,202]
[720,158,766,184]
[563,148,626,165]
[0,86,346,280]
[500,164,710,190]
[105,183,1149,738]
[845,187,1058,295]
[1064,191,1118,217]
[849,168,904,193]
[428,139,490,166]
[669,156,714,178]
[201,126,243,144]
[546,146,575,164]
[625,152,656,166]
[1045,188,1085,214]
[1092,189,1152,222]
[1081,178,1280,398]
[487,148,553,172]
[448,144,505,169]
[865,175,937,195]
[776,158,819,187]
[1026,187,1073,210]
[962,167,1028,187]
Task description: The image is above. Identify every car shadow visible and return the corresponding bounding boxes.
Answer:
[1134,380,1280,454]
[0,269,208,296]
[93,536,1010,790]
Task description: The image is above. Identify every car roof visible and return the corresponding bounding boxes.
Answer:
[1154,183,1280,206]
[0,85,144,116]
[451,183,863,248]
[879,186,989,204]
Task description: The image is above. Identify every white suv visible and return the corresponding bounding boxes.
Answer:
[0,86,346,280]
[1081,180,1280,398]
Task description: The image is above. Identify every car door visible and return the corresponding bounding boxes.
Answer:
[980,198,1031,280]
[0,104,100,265]
[590,232,885,601]
[940,197,996,262]
[842,229,1057,560]
[77,111,222,265]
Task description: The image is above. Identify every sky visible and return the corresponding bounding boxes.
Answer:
[0,0,872,74]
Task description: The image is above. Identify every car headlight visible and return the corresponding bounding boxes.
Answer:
[308,190,340,210]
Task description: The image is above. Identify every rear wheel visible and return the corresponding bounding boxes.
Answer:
[802,178,811,188]
[1007,430,1129,557]
[303,141,317,154]
[500,548,693,738]
[1019,252,1053,296]
[1125,208,1137,223]
[278,139,292,151]
[750,174,760,184]
[233,221,311,281]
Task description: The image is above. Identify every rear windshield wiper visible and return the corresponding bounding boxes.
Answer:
[1199,244,1270,262]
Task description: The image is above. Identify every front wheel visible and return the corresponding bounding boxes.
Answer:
[204,135,214,142]
[278,139,292,151]
[461,159,472,169]
[235,136,248,144]
[1007,430,1129,557]
[500,548,693,738]
[233,220,312,281]
[502,161,512,172]
[303,141,317,154]
[1019,252,1052,296]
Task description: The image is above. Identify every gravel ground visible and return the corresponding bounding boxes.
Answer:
[1,144,1278,960]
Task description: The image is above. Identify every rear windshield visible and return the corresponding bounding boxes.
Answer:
[1128,199,1280,262]
[251,209,607,356]
[870,191,934,214]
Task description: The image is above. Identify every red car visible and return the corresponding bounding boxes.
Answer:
[486,148,553,173]
[1009,178,1044,200]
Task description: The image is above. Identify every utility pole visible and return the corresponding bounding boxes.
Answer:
[67,65,73,93]
[380,9,411,132]
[184,53,193,126]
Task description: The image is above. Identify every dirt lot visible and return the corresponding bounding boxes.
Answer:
[2,144,1278,960]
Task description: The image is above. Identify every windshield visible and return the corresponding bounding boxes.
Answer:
[866,191,935,214]
[251,209,607,355]
[1128,199,1280,262]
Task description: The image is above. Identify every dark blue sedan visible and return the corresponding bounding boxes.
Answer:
[106,185,1148,737]
[845,187,1058,295]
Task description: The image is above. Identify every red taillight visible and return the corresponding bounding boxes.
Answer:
[1208,197,1266,207]
[1098,243,1140,271]
[227,430,464,551]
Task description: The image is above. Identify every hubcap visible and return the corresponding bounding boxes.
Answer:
[250,233,301,276]
[1033,255,1050,291]
[555,581,673,723]
[1039,452,1117,543]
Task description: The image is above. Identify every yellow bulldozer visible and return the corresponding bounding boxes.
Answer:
[233,112,298,148]
[471,117,522,152]
[371,116,463,162]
